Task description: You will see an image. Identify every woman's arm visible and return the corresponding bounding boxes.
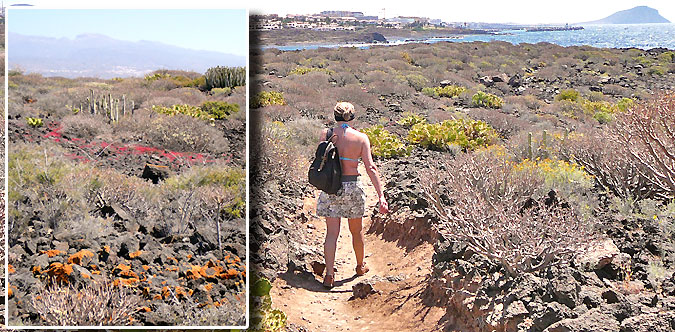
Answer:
[361,134,389,214]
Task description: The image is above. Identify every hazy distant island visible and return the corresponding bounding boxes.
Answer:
[582,6,671,24]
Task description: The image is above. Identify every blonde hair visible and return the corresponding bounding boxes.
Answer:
[334,102,355,121]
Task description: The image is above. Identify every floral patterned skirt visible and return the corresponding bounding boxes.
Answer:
[316,181,366,218]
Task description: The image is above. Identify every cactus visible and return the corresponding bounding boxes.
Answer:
[85,90,130,123]
[203,66,246,91]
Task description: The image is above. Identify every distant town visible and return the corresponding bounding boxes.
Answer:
[250,10,488,31]
[250,10,587,32]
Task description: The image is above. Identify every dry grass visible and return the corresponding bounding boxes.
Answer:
[31,279,140,326]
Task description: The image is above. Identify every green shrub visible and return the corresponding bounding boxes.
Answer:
[647,65,667,76]
[251,91,286,108]
[288,66,335,75]
[144,72,203,88]
[581,99,616,117]
[401,52,414,65]
[617,97,635,112]
[471,91,504,109]
[659,51,675,63]
[27,117,44,128]
[211,87,232,96]
[200,101,239,120]
[555,89,581,102]
[429,85,467,98]
[593,111,614,124]
[397,113,426,128]
[408,119,498,151]
[363,125,412,159]
[404,74,428,91]
[421,87,438,97]
[152,104,215,122]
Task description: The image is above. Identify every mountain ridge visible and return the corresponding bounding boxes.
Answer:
[8,33,246,78]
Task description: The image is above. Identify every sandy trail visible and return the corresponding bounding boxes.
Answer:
[271,165,444,331]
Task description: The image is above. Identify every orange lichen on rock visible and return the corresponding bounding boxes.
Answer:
[167,256,178,263]
[214,300,221,307]
[104,245,110,253]
[45,262,74,283]
[114,263,132,272]
[42,249,64,257]
[153,294,162,300]
[113,276,139,287]
[205,283,214,291]
[120,270,139,279]
[166,266,178,272]
[186,265,203,280]
[174,286,192,299]
[139,306,152,312]
[32,266,42,274]
[221,268,240,279]
[142,265,151,271]
[68,249,94,265]
[8,264,16,273]
[161,286,171,299]
[129,250,144,258]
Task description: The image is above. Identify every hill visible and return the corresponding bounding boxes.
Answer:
[584,6,670,24]
[8,33,246,78]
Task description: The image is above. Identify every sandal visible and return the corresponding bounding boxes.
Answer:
[323,274,335,288]
[356,262,370,276]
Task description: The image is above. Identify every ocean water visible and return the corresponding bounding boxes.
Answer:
[267,24,675,51]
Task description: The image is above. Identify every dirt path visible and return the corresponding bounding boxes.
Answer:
[271,165,445,331]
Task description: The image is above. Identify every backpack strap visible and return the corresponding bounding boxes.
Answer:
[326,128,337,142]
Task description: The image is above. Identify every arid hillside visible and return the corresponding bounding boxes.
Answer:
[250,41,675,331]
[7,67,247,326]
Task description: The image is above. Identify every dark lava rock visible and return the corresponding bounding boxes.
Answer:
[508,74,522,87]
[141,163,171,184]
[353,32,387,44]
[620,311,675,332]
[546,308,620,332]
[352,280,379,299]
[533,302,576,330]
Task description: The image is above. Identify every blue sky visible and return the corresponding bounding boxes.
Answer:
[8,8,248,56]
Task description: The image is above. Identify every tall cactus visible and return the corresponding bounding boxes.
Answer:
[85,90,130,123]
[204,66,246,91]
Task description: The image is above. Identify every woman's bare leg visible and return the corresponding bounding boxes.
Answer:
[348,218,365,267]
[324,217,341,276]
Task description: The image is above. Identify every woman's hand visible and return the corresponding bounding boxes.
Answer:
[378,196,389,214]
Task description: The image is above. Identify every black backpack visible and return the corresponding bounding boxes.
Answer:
[308,128,342,194]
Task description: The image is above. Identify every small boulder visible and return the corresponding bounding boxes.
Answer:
[545,308,620,332]
[508,74,522,87]
[479,76,494,87]
[141,163,171,184]
[621,312,675,332]
[440,80,453,87]
[492,73,509,83]
[352,280,379,299]
[576,239,620,271]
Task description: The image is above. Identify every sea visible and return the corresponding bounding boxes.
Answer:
[266,24,675,51]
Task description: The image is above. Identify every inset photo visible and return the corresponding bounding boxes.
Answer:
[6,7,248,328]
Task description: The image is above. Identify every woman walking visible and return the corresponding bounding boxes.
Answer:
[316,102,389,288]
